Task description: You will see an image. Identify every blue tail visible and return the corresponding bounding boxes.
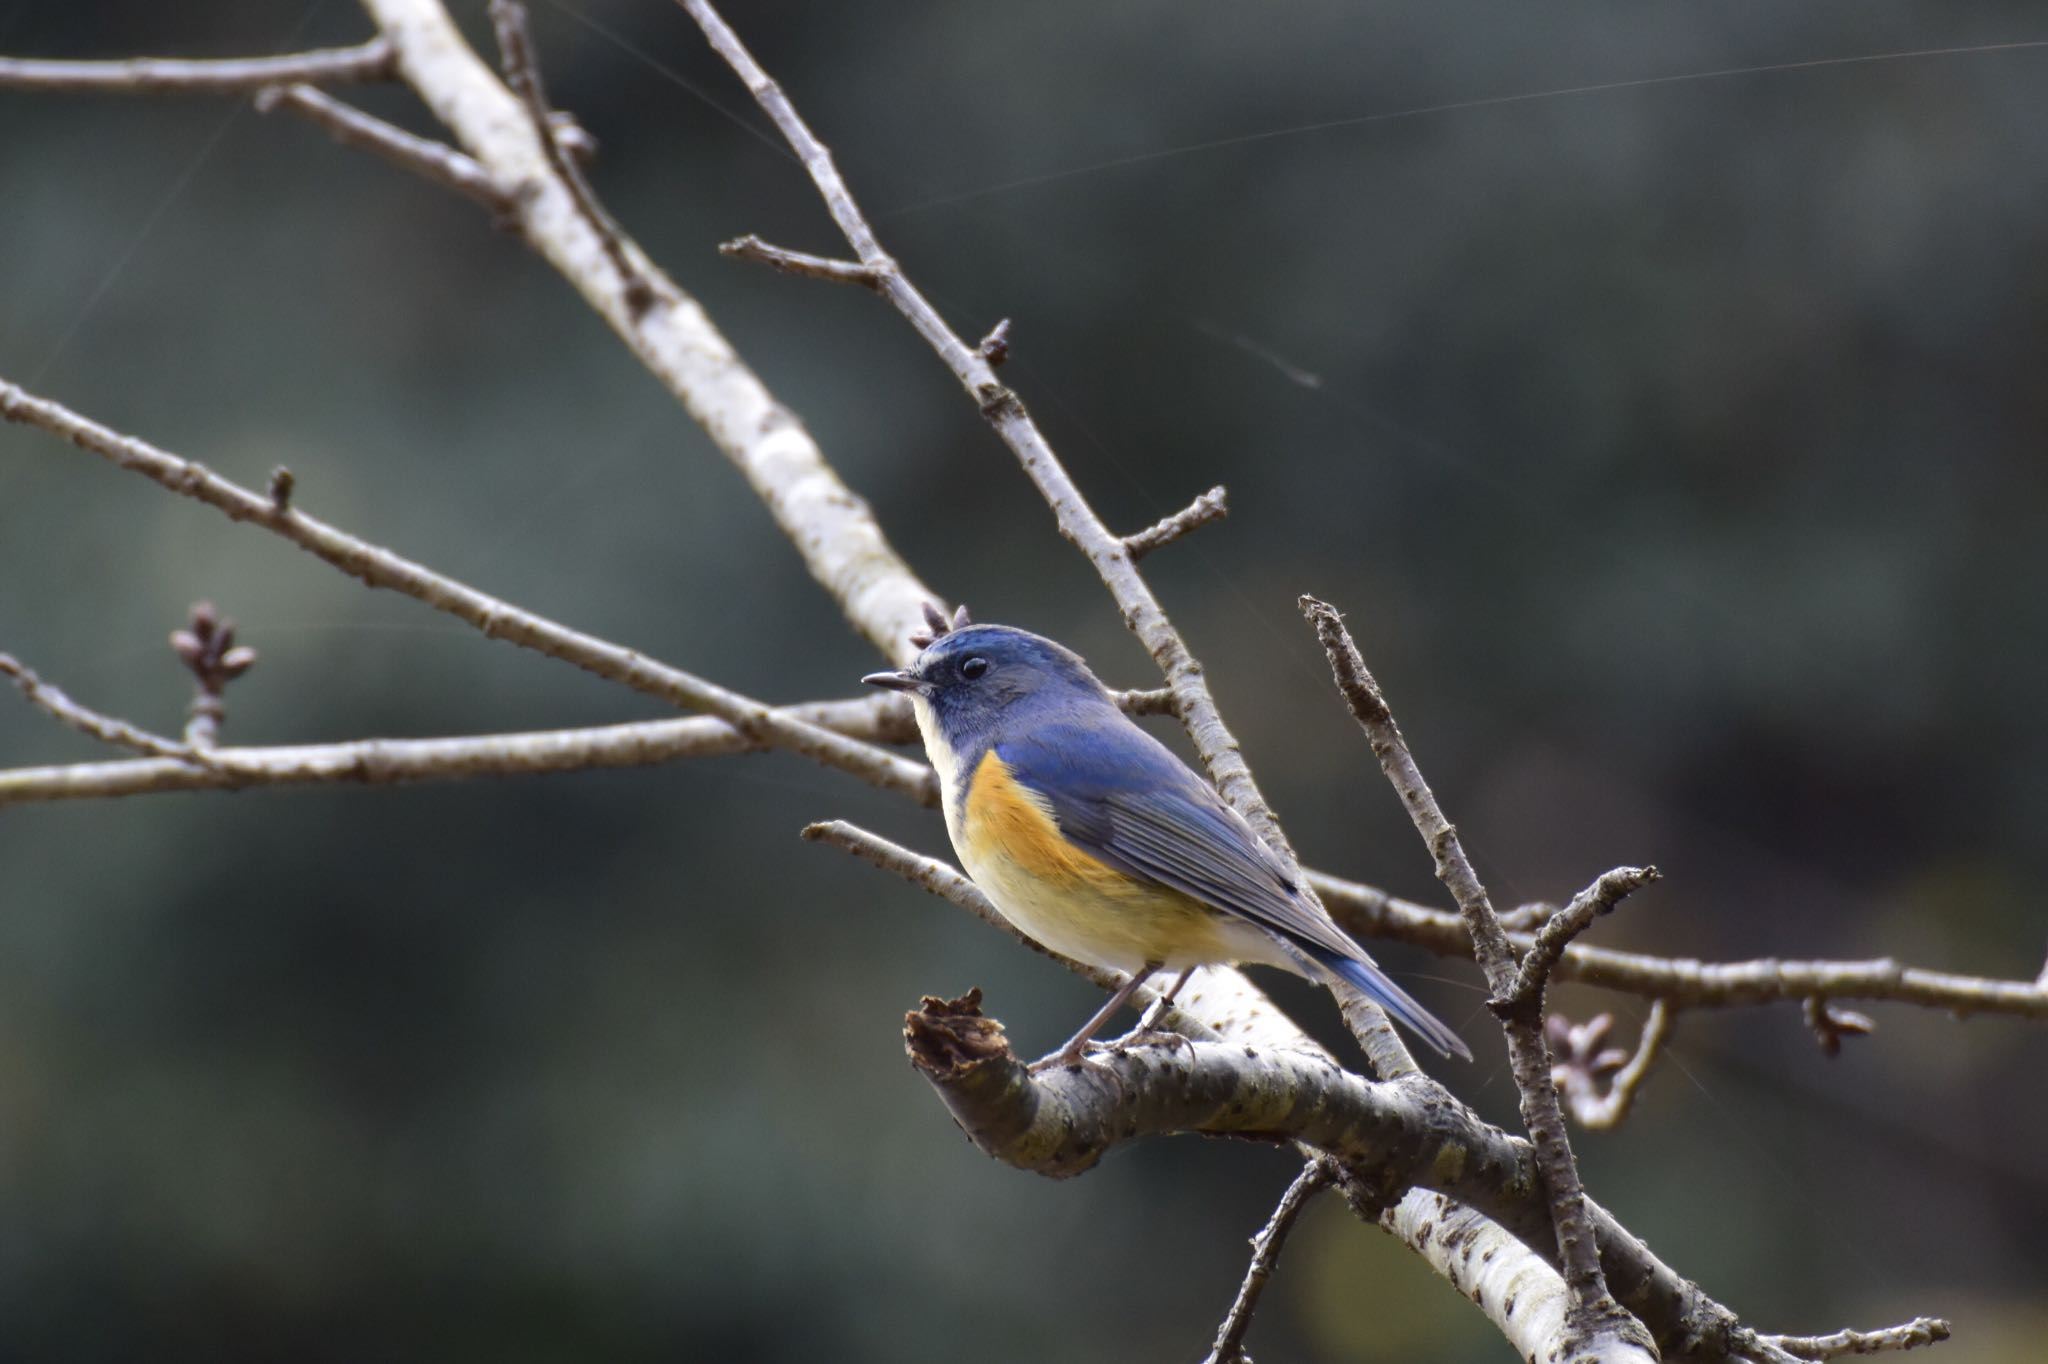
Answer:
[1309,946,1472,1061]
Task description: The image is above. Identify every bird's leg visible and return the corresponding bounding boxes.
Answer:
[1031,964,1158,1072]
[1134,964,1199,1033]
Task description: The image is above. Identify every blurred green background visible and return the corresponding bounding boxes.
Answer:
[3,1,2046,1359]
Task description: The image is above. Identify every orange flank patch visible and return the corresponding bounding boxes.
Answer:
[954,750,1248,973]
[961,751,1129,893]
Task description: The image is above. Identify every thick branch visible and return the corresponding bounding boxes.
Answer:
[0,38,395,93]
[1302,594,1651,1361]
[0,378,936,805]
[0,697,909,806]
[905,993,1751,1362]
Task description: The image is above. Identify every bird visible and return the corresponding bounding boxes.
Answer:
[864,605,1470,1067]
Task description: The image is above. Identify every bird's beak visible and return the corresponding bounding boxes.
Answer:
[862,668,923,693]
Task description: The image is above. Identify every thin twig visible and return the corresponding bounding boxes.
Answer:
[0,654,196,762]
[488,0,656,314]
[1554,1003,1672,1130]
[255,83,511,211]
[1301,594,1653,1360]
[0,376,936,805]
[0,696,909,806]
[1204,1160,1333,1364]
[721,234,881,288]
[1755,1318,1952,1359]
[1500,865,1659,1014]
[1125,485,1228,561]
[0,38,395,93]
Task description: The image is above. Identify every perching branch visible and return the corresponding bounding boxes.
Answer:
[0,377,936,806]
[1302,593,1655,1362]
[0,38,396,94]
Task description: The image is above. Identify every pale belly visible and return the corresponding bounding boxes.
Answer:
[958,835,1288,975]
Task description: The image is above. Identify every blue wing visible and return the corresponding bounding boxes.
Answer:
[996,720,1470,1060]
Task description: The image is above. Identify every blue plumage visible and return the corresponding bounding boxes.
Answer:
[865,618,1471,1064]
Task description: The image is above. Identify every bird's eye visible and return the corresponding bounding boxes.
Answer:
[960,656,990,680]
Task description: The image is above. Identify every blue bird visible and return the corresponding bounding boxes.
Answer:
[865,607,1471,1067]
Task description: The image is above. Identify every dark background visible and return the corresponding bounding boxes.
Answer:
[3,1,2045,1359]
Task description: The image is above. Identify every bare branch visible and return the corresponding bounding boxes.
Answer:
[1204,1160,1332,1364]
[1312,867,2048,1021]
[1500,865,1659,1014]
[1124,485,1228,561]
[0,377,936,805]
[0,38,395,94]
[0,654,195,762]
[1301,593,1652,1360]
[255,83,510,212]
[1553,1004,1672,1130]
[721,234,881,288]
[487,0,655,315]
[358,0,937,661]
[0,696,908,807]
[904,990,1770,1362]
[1757,1318,1952,1359]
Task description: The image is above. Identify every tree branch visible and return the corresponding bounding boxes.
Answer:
[1757,1318,1952,1359]
[1,697,910,807]
[721,234,881,288]
[1500,865,1660,1014]
[254,83,510,211]
[0,38,396,93]
[0,653,197,762]
[0,377,936,805]
[1301,594,1654,1362]
[1310,868,2048,1020]
[1203,1159,1331,1364]
[354,0,937,662]
[1124,485,1228,561]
